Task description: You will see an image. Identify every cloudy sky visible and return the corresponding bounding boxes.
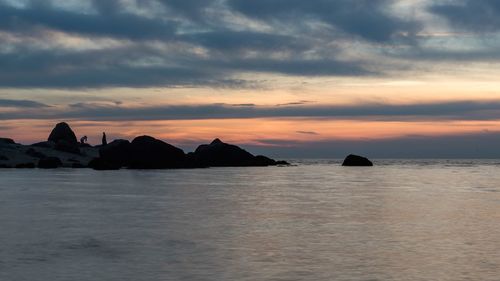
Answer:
[2,0,500,158]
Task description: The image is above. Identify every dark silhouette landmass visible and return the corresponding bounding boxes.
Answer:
[342,154,374,166]
[0,122,291,170]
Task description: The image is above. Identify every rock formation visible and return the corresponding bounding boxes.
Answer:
[342,154,373,166]
[48,122,78,144]
[99,139,132,167]
[38,157,63,169]
[128,136,186,169]
[191,138,287,167]
[1,122,289,170]
[47,122,80,154]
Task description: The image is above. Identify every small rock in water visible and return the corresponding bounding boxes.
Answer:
[342,154,373,166]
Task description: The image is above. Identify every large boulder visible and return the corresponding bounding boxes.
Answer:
[38,157,63,169]
[99,139,132,168]
[47,123,80,154]
[0,138,15,145]
[128,136,186,169]
[191,138,282,167]
[48,122,78,144]
[342,154,373,167]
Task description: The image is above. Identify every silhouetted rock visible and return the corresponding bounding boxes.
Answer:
[342,154,373,166]
[191,138,254,167]
[191,138,284,167]
[79,143,92,148]
[128,136,185,169]
[31,141,55,148]
[276,160,290,165]
[253,155,278,166]
[48,122,78,144]
[99,139,132,168]
[38,157,63,169]
[15,163,36,169]
[88,158,121,170]
[0,155,8,161]
[0,164,12,168]
[48,122,80,154]
[26,148,46,159]
[0,138,15,145]
[54,139,80,154]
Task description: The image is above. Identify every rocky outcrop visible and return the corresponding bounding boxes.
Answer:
[38,157,63,169]
[0,138,15,145]
[48,122,77,144]
[191,138,287,167]
[1,122,289,170]
[26,148,46,159]
[128,136,185,169]
[88,158,121,170]
[99,139,132,168]
[342,154,373,166]
[48,122,80,154]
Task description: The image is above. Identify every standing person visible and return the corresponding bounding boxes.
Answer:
[102,132,107,146]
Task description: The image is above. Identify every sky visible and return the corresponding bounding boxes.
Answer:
[2,0,500,158]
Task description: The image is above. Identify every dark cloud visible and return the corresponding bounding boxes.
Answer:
[430,0,500,31]
[3,100,500,121]
[0,1,178,40]
[0,99,49,108]
[227,0,420,42]
[296,131,319,135]
[0,0,415,88]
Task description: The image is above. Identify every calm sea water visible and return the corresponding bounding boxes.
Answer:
[1,160,500,281]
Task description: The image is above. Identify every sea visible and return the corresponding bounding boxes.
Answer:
[1,159,500,281]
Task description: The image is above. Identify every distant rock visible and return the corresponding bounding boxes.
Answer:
[48,122,78,144]
[191,138,254,167]
[99,139,132,168]
[0,138,15,145]
[128,136,185,169]
[38,157,63,169]
[15,163,36,169]
[253,155,278,166]
[48,122,80,154]
[191,138,286,167]
[342,154,373,167]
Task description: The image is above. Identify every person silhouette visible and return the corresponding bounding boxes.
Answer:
[102,132,107,146]
[80,135,88,144]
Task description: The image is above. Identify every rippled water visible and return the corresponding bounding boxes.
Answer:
[1,160,500,281]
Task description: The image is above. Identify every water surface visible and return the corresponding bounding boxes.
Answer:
[1,160,500,280]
